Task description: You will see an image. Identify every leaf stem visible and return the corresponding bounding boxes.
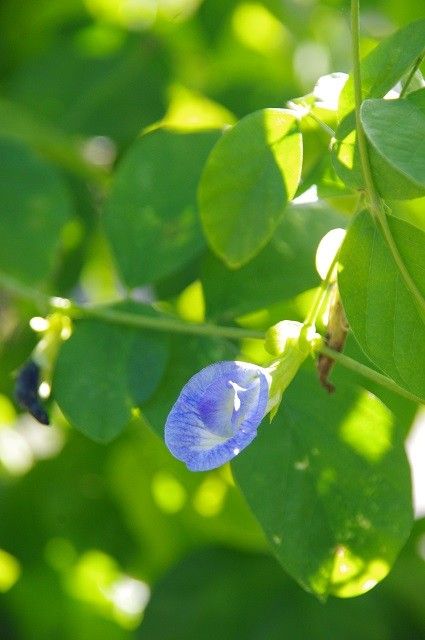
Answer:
[287,100,336,137]
[1,271,421,404]
[350,0,381,212]
[319,344,423,405]
[306,110,336,138]
[303,250,340,328]
[72,304,265,340]
[0,272,263,341]
[399,52,425,99]
[350,0,425,318]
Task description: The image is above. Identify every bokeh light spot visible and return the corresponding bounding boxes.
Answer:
[151,471,187,513]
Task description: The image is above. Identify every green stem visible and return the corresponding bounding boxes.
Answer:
[72,304,264,340]
[306,110,336,138]
[351,0,425,318]
[350,0,381,213]
[287,100,336,137]
[303,249,340,328]
[319,344,423,405]
[0,273,51,308]
[1,271,421,404]
[0,272,263,341]
[399,52,425,99]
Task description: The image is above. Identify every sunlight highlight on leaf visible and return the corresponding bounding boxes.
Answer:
[0,549,21,593]
[85,0,157,30]
[176,280,205,323]
[232,3,289,54]
[85,0,202,29]
[339,391,393,463]
[162,85,235,131]
[192,474,228,517]
[329,545,389,598]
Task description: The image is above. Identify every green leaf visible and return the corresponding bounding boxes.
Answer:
[334,20,425,200]
[338,18,425,119]
[331,334,418,434]
[338,211,425,402]
[0,98,106,184]
[140,546,421,640]
[0,138,72,285]
[140,549,289,640]
[103,128,221,287]
[199,108,302,268]
[202,202,345,321]
[54,303,169,442]
[8,33,169,147]
[361,96,425,190]
[233,369,413,598]
[407,87,425,113]
[383,518,425,631]
[332,113,425,200]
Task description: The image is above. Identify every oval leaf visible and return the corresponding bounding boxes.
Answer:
[54,304,169,442]
[332,113,425,200]
[339,211,425,402]
[104,128,221,287]
[0,138,72,285]
[233,371,413,598]
[361,97,425,190]
[338,18,425,119]
[199,108,302,268]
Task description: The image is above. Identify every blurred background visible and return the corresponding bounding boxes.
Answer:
[1,0,425,637]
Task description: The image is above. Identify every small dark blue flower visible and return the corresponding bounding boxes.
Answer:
[165,361,270,471]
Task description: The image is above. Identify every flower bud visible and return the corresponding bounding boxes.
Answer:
[265,321,317,418]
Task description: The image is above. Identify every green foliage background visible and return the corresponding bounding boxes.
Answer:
[0,0,424,637]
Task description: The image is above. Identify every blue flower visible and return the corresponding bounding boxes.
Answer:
[165,361,270,471]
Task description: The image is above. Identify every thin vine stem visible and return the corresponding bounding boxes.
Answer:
[303,249,340,328]
[350,0,425,318]
[399,52,425,99]
[0,272,263,341]
[319,344,423,405]
[1,271,420,404]
[72,305,264,340]
[306,110,336,137]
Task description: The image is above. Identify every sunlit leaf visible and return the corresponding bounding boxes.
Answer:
[199,109,302,268]
[332,112,425,200]
[338,18,425,119]
[338,210,425,402]
[233,369,413,598]
[361,95,425,190]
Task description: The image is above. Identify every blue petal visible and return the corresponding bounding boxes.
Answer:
[164,361,270,471]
